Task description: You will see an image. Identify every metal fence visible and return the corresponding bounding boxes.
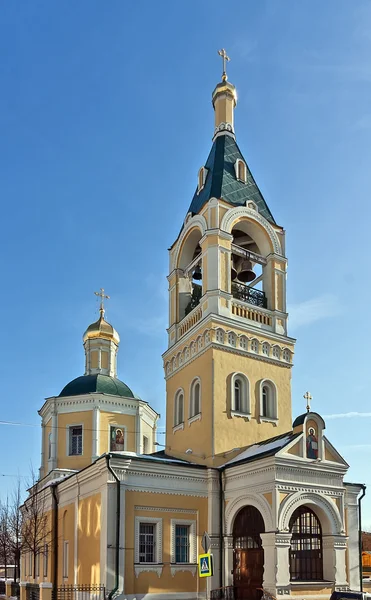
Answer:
[25,583,40,600]
[0,581,5,595]
[52,585,105,600]
[11,582,20,598]
[211,587,235,600]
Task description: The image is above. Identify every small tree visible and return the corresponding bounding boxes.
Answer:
[8,481,23,582]
[22,469,51,579]
[0,499,11,579]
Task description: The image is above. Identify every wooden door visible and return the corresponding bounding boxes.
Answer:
[233,506,265,600]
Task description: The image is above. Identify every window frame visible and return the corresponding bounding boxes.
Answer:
[289,506,324,582]
[197,166,208,193]
[134,517,163,577]
[235,159,247,183]
[259,379,278,424]
[170,519,197,569]
[189,378,202,424]
[231,373,251,418]
[43,544,49,578]
[66,424,83,457]
[173,389,185,432]
[142,435,149,454]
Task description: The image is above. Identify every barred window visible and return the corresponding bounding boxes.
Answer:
[250,339,259,353]
[175,525,190,563]
[290,506,323,581]
[44,544,49,577]
[139,523,155,563]
[240,336,247,350]
[272,345,280,359]
[69,426,82,456]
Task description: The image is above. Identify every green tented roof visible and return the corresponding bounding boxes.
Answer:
[59,374,136,399]
[188,135,275,224]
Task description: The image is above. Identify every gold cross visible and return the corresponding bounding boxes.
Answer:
[304,391,312,413]
[94,288,110,319]
[218,48,230,82]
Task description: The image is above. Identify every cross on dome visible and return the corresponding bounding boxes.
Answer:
[94,287,110,319]
[304,391,312,413]
[218,48,230,81]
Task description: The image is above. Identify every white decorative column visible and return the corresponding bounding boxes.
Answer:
[136,407,142,454]
[346,487,362,591]
[91,407,100,460]
[207,469,221,596]
[39,422,45,480]
[223,535,233,588]
[323,535,348,589]
[48,409,58,472]
[260,532,292,597]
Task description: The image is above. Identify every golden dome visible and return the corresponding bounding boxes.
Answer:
[83,310,120,345]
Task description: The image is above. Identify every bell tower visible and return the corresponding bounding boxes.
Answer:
[163,51,296,466]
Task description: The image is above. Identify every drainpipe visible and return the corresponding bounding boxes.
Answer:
[219,469,224,589]
[51,485,59,594]
[106,455,120,600]
[358,485,366,593]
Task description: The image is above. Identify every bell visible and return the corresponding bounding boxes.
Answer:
[231,257,238,281]
[237,259,256,283]
[192,265,202,280]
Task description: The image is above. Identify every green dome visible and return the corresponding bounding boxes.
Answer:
[59,374,136,399]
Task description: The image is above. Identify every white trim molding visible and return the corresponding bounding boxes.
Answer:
[134,516,163,578]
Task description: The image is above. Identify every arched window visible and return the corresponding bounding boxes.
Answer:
[198,167,207,192]
[190,379,201,418]
[228,332,236,347]
[262,342,270,356]
[197,336,203,351]
[250,339,259,353]
[272,345,280,359]
[191,341,196,356]
[239,335,247,350]
[204,330,210,344]
[174,390,184,427]
[235,159,247,183]
[166,362,171,375]
[172,356,177,371]
[216,328,225,344]
[48,432,52,460]
[289,506,323,581]
[283,348,291,362]
[178,352,183,366]
[231,373,250,415]
[260,380,277,420]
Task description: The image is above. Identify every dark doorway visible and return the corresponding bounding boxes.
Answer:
[233,506,265,600]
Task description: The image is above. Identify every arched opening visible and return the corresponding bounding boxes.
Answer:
[230,220,271,310]
[233,506,265,600]
[177,228,203,321]
[190,379,201,418]
[174,390,184,427]
[260,380,277,421]
[289,506,323,581]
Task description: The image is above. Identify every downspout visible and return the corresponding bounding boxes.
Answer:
[358,485,366,592]
[219,468,224,589]
[106,455,120,600]
[51,484,59,594]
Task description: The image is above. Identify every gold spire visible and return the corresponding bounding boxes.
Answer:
[212,49,237,139]
[218,48,230,82]
[94,287,110,319]
[304,391,312,413]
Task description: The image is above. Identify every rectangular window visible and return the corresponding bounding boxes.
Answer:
[175,525,190,563]
[43,544,49,577]
[28,553,32,577]
[69,426,83,456]
[142,435,149,454]
[139,523,155,563]
[48,432,52,459]
[63,540,69,578]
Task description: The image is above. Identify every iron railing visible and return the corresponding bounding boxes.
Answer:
[0,581,5,595]
[52,585,105,600]
[232,283,267,309]
[11,582,20,597]
[211,586,235,600]
[25,583,40,600]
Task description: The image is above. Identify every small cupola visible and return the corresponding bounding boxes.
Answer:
[83,288,120,378]
[212,49,237,139]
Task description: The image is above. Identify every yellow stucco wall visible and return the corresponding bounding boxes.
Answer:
[99,411,136,454]
[58,503,75,584]
[125,491,207,596]
[166,348,213,460]
[77,493,101,585]
[57,411,93,470]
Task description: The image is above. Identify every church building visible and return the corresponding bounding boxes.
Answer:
[19,52,365,600]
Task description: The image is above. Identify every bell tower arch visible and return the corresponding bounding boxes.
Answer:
[163,54,295,466]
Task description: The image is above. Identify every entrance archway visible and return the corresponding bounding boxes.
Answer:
[233,505,265,600]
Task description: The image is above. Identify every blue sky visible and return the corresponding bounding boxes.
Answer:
[1,1,371,526]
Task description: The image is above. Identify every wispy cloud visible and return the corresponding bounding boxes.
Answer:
[323,412,371,420]
[288,294,341,330]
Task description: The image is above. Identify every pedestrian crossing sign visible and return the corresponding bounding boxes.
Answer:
[198,553,213,577]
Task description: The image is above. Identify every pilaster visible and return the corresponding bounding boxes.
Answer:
[91,407,100,461]
[323,535,348,588]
